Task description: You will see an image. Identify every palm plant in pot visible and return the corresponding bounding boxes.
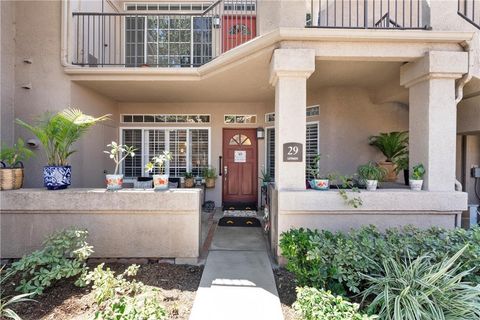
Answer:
[16,109,110,190]
[410,164,425,191]
[145,151,172,191]
[308,154,329,190]
[202,167,217,188]
[368,131,408,182]
[259,168,273,187]
[394,155,409,186]
[183,172,195,188]
[103,141,136,190]
[0,138,34,190]
[357,162,387,191]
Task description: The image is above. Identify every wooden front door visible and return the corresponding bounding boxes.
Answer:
[222,15,257,53]
[222,129,258,206]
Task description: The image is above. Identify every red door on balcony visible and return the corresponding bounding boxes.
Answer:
[222,15,256,53]
[222,129,258,206]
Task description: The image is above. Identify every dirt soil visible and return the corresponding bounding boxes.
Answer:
[2,262,203,320]
[274,268,299,320]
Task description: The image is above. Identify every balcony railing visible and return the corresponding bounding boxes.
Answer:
[458,0,480,29]
[307,0,430,29]
[72,0,257,67]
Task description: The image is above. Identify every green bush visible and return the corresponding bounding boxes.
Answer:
[83,263,166,320]
[8,229,93,295]
[0,266,35,320]
[279,226,480,295]
[361,246,480,320]
[294,287,376,320]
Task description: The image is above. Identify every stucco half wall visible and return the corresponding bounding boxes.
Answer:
[0,188,202,260]
[270,188,469,259]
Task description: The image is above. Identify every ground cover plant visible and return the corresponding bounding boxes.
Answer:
[7,229,93,295]
[294,287,376,320]
[279,225,480,296]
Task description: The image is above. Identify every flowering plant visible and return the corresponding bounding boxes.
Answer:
[145,151,172,175]
[104,141,136,175]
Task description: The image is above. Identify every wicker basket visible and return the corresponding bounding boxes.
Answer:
[0,168,24,190]
[205,178,215,188]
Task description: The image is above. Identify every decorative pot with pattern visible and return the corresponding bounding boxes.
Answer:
[153,174,169,191]
[184,178,195,188]
[410,179,423,191]
[106,174,123,190]
[310,179,330,191]
[43,166,71,190]
[379,161,397,182]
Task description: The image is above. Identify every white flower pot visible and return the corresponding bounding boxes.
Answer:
[365,180,378,191]
[310,179,330,190]
[410,179,423,191]
[106,174,123,190]
[153,174,169,191]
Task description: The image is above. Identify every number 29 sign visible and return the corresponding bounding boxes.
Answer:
[283,142,303,162]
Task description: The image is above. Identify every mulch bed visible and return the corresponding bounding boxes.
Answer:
[2,262,203,320]
[274,268,300,320]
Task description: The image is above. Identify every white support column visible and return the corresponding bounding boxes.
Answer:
[400,51,468,191]
[270,49,315,190]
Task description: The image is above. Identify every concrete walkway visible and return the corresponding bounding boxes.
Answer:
[189,226,284,320]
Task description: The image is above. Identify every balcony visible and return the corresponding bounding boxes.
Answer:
[71,0,257,68]
[307,0,430,29]
[458,0,480,29]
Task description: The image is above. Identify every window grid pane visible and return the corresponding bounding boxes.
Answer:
[306,123,319,179]
[146,129,166,175]
[266,128,275,180]
[190,129,209,176]
[169,129,188,176]
[122,129,143,177]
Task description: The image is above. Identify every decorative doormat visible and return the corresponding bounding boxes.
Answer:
[218,216,261,227]
[223,210,257,217]
[222,203,258,211]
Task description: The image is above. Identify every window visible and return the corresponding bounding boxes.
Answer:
[224,115,257,124]
[229,134,252,146]
[265,122,319,180]
[121,128,210,178]
[121,114,210,123]
[264,106,320,123]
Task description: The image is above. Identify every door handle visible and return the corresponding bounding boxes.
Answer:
[218,156,222,176]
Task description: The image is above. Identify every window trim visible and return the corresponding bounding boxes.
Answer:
[264,105,320,123]
[119,126,211,181]
[120,113,211,124]
[224,114,257,124]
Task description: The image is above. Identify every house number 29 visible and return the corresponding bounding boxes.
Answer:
[283,143,303,162]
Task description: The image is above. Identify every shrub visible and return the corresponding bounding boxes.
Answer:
[83,263,166,320]
[279,226,480,295]
[8,229,93,295]
[294,287,376,320]
[361,246,480,320]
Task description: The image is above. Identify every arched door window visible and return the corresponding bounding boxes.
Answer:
[229,134,252,146]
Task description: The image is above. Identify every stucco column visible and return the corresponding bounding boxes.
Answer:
[400,51,468,191]
[270,49,315,190]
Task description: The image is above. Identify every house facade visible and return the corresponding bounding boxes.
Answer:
[1,0,479,260]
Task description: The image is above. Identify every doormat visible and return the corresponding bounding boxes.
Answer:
[223,210,257,217]
[222,203,258,211]
[218,216,261,227]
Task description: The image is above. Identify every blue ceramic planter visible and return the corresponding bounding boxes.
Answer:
[43,166,72,190]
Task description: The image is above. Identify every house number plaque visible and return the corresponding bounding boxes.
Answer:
[283,143,303,162]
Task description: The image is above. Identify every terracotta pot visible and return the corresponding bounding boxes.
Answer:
[379,161,397,182]
[205,178,215,188]
[184,178,195,188]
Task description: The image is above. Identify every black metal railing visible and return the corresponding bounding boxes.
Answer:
[72,0,257,67]
[458,0,480,29]
[307,0,430,29]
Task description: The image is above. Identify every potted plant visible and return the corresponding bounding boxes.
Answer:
[410,164,425,191]
[308,155,329,190]
[357,162,387,191]
[183,172,195,188]
[103,141,136,190]
[16,109,109,190]
[259,168,272,187]
[145,151,172,191]
[202,167,217,188]
[368,131,408,182]
[394,155,409,186]
[0,138,34,190]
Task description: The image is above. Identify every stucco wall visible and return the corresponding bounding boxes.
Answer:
[458,95,480,134]
[1,1,16,145]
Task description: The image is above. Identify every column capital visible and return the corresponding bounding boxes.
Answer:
[270,49,316,86]
[400,51,468,88]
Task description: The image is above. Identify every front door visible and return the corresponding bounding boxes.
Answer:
[222,128,258,206]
